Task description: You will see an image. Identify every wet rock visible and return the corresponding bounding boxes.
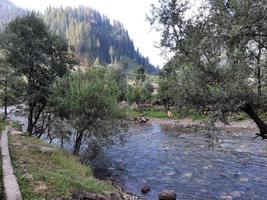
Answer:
[109,192,124,200]
[221,195,233,200]
[159,190,176,200]
[71,191,123,200]
[230,191,241,198]
[65,190,140,200]
[141,184,151,194]
[239,177,249,183]
[183,172,193,178]
[134,114,149,123]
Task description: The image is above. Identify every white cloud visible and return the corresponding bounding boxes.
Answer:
[11,0,166,67]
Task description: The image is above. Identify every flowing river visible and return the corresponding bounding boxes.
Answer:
[2,106,267,199]
[92,122,267,200]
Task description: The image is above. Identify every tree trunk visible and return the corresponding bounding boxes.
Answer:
[256,37,262,97]
[241,103,267,139]
[3,76,7,119]
[73,131,84,156]
[60,137,64,149]
[27,104,34,135]
[136,100,143,114]
[4,98,7,119]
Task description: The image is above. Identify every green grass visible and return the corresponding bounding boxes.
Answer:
[10,121,23,131]
[127,110,174,119]
[127,107,208,121]
[184,110,209,121]
[9,134,114,200]
[0,119,7,132]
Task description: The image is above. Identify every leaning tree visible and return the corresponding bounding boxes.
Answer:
[151,0,267,138]
[0,13,77,135]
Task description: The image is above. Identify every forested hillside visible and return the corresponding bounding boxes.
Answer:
[0,0,158,73]
[43,7,158,73]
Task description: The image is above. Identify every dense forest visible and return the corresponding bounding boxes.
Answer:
[0,0,159,73]
[43,7,158,73]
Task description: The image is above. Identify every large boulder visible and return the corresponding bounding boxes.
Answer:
[159,190,176,200]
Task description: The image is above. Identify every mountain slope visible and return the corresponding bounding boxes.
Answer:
[43,7,158,73]
[0,0,26,31]
[0,1,159,73]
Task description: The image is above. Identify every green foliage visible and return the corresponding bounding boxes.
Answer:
[128,67,155,110]
[0,53,25,117]
[51,67,124,154]
[0,119,7,132]
[106,63,128,102]
[53,67,120,122]
[150,0,267,132]
[0,12,76,134]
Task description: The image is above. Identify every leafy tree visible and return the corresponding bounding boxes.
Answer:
[106,63,128,102]
[0,53,25,118]
[150,0,267,138]
[158,61,176,112]
[129,68,154,113]
[0,13,76,135]
[52,67,124,155]
[136,67,146,83]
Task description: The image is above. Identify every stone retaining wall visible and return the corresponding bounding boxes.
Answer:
[1,126,22,200]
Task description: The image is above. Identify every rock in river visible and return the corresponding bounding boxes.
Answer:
[159,190,176,200]
[141,184,151,194]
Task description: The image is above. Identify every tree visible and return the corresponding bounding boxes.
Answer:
[150,0,267,138]
[158,61,176,112]
[106,63,128,102]
[128,68,154,114]
[0,13,76,135]
[52,67,123,155]
[136,67,146,83]
[0,53,25,118]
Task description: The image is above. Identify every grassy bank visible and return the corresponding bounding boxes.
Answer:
[9,133,114,200]
[0,119,6,132]
[127,107,209,121]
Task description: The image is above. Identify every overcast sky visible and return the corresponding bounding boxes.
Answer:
[10,0,165,67]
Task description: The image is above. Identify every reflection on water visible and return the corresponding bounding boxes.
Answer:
[92,123,267,200]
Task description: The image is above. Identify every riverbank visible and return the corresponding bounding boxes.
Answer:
[128,108,258,132]
[5,124,139,200]
[147,118,258,132]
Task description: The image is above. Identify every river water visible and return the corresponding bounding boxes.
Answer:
[2,107,267,199]
[92,122,267,200]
